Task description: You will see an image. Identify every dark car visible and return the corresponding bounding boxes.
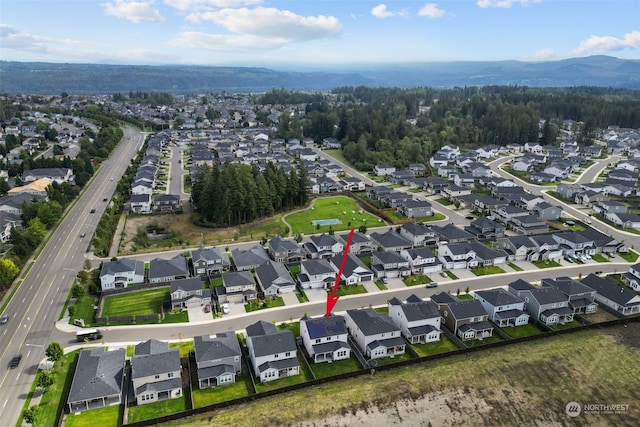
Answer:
[90,208,96,213]
[465,216,474,220]
[426,282,438,288]
[9,355,22,369]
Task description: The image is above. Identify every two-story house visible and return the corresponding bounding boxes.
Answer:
[194,332,242,389]
[131,339,182,405]
[170,277,211,310]
[254,260,296,295]
[299,314,351,363]
[400,247,442,274]
[542,277,598,314]
[345,308,406,359]
[246,320,299,383]
[329,253,374,284]
[517,287,573,326]
[304,234,344,259]
[99,258,145,291]
[621,262,640,291]
[552,232,596,257]
[388,295,441,344]
[399,222,437,247]
[217,271,257,304]
[474,288,529,327]
[369,230,413,252]
[370,250,411,279]
[231,245,270,271]
[148,255,190,284]
[338,231,374,255]
[582,274,640,316]
[437,243,478,270]
[431,293,494,341]
[297,259,337,289]
[267,236,305,264]
[191,247,230,276]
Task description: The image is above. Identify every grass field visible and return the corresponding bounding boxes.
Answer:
[532,260,562,269]
[402,274,433,286]
[507,262,523,271]
[283,196,381,235]
[102,288,169,317]
[620,250,639,263]
[244,297,285,312]
[65,405,121,427]
[471,265,506,276]
[254,354,313,393]
[192,374,254,408]
[127,389,190,423]
[310,355,364,379]
[411,335,460,357]
[502,323,546,338]
[336,284,368,296]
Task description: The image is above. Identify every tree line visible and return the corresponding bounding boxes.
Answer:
[191,162,308,227]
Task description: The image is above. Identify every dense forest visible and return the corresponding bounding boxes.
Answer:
[268,86,640,171]
[191,162,308,227]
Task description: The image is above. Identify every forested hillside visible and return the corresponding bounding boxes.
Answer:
[269,86,640,171]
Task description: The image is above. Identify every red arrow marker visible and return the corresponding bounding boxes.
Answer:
[326,228,355,317]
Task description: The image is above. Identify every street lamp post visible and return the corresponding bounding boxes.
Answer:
[26,343,50,371]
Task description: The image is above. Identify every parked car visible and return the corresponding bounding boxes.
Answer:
[584,218,592,224]
[426,282,438,288]
[204,304,211,313]
[465,216,474,220]
[381,277,388,284]
[0,314,8,324]
[439,271,448,277]
[9,355,22,369]
[221,303,230,314]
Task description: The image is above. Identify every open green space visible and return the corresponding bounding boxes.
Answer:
[532,260,561,269]
[127,389,190,423]
[309,355,364,379]
[283,196,380,235]
[550,319,584,330]
[502,323,546,338]
[471,266,506,276]
[410,335,460,357]
[372,352,414,366]
[102,288,169,317]
[244,297,285,312]
[254,354,313,393]
[210,276,223,288]
[374,280,387,290]
[322,149,355,169]
[65,404,121,427]
[384,210,406,221]
[192,374,254,408]
[278,321,300,337]
[71,295,99,326]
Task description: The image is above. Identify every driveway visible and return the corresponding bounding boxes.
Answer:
[305,288,328,302]
[384,277,407,290]
[281,292,300,306]
[187,305,213,322]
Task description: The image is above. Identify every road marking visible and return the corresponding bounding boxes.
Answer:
[22,298,25,303]
[2,399,7,408]
[16,373,20,381]
[27,350,31,357]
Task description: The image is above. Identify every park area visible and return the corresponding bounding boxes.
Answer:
[283,196,382,235]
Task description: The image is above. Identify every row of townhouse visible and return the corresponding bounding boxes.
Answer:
[364,185,434,219]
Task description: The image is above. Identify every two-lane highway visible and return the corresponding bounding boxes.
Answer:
[0,126,145,426]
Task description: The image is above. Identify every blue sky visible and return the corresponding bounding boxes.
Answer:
[1,0,639,68]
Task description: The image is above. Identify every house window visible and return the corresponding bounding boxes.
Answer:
[168,372,174,378]
[154,374,160,380]
[274,354,279,358]
[315,338,321,343]
[285,352,291,357]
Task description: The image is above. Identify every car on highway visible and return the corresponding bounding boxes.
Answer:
[90,208,96,213]
[9,355,22,369]
[584,218,592,224]
[0,314,9,324]
[79,232,86,238]
[426,282,438,288]
[221,303,230,314]
[103,197,108,202]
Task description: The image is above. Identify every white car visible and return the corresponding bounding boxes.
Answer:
[221,303,230,314]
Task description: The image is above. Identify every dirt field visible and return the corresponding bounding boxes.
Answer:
[163,322,640,427]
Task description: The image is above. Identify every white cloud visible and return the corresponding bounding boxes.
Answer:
[418,3,446,19]
[102,0,165,23]
[163,0,262,12]
[477,0,540,8]
[171,31,285,51]
[573,30,640,55]
[371,4,395,19]
[186,7,342,42]
[529,48,555,60]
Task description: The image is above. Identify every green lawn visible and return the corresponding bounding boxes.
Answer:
[420,213,447,222]
[591,253,610,263]
[408,188,421,193]
[102,288,169,317]
[502,323,546,338]
[374,306,389,313]
[463,334,504,347]
[283,196,381,235]
[65,404,121,427]
[192,374,254,408]
[435,198,452,206]
[402,274,433,286]
[295,290,309,303]
[471,266,506,276]
[277,321,300,337]
[254,354,313,393]
[310,355,364,379]
[71,295,98,326]
[359,256,372,267]
[210,276,224,288]
[372,352,414,366]
[244,297,285,312]
[444,271,458,280]
[336,284,368,296]
[507,262,523,271]
[322,149,356,168]
[532,260,562,269]
[169,341,194,358]
[127,389,190,423]
[456,293,473,300]
[375,280,388,290]
[411,335,460,357]
[384,210,406,221]
[550,319,584,331]
[620,251,639,263]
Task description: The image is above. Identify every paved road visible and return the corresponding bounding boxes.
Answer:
[0,126,145,427]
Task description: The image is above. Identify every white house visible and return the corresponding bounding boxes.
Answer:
[388,295,441,344]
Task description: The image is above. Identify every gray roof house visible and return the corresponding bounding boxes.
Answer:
[217,271,257,304]
[148,255,190,284]
[345,308,406,359]
[581,274,640,316]
[329,253,374,284]
[338,231,374,255]
[369,230,413,252]
[67,348,126,413]
[267,236,304,264]
[191,247,230,276]
[194,332,242,389]
[370,250,411,279]
[297,259,336,290]
[541,277,598,315]
[434,296,494,341]
[131,340,182,406]
[231,245,270,271]
[170,277,211,310]
[517,286,573,326]
[254,260,296,295]
[388,294,441,344]
[474,288,529,327]
[99,258,145,291]
[245,320,299,383]
[621,263,640,292]
[304,234,344,259]
[400,247,442,274]
[300,314,351,363]
[398,222,437,247]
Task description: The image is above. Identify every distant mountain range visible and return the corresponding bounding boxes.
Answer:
[1,56,639,95]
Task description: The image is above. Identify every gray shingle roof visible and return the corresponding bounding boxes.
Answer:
[446,299,488,319]
[346,308,399,336]
[67,348,125,404]
[100,258,144,278]
[148,255,189,280]
[249,329,296,357]
[191,246,228,265]
[582,273,640,306]
[475,288,523,306]
[231,245,270,269]
[170,277,203,293]
[542,276,595,296]
[301,259,335,276]
[524,287,568,305]
[222,270,255,287]
[396,294,440,321]
[255,260,294,290]
[132,340,180,379]
[194,332,241,364]
[370,230,413,249]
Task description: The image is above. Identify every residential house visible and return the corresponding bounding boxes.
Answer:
[329,253,374,284]
[268,236,304,264]
[191,247,230,276]
[216,270,258,304]
[148,256,190,284]
[408,163,427,177]
[338,231,374,255]
[170,277,211,310]
[582,274,640,316]
[231,245,270,271]
[621,263,640,292]
[397,199,433,219]
[131,340,182,405]
[400,247,442,274]
[67,348,126,413]
[605,213,640,229]
[130,194,152,214]
[22,167,74,184]
[437,243,478,270]
[340,177,365,191]
[345,308,406,359]
[194,333,242,389]
[432,293,494,341]
[304,234,344,259]
[509,214,550,235]
[556,183,583,200]
[434,223,476,244]
[99,258,145,291]
[299,314,351,363]
[245,320,299,383]
[541,277,598,314]
[468,241,507,267]
[297,259,336,290]
[374,164,396,176]
[390,170,413,185]
[474,288,529,327]
[517,286,573,326]
[388,295,441,344]
[423,177,448,194]
[371,251,411,279]
[382,192,413,208]
[465,217,505,239]
[579,227,626,254]
[552,232,596,257]
[529,234,563,261]
[254,260,296,295]
[366,185,393,201]
[369,230,413,252]
[535,202,563,221]
[399,222,437,247]
[152,194,181,212]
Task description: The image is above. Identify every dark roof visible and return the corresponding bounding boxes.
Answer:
[302,314,347,339]
[446,299,488,319]
[231,245,270,269]
[191,246,228,264]
[542,276,595,296]
[170,277,202,293]
[370,230,413,248]
[430,292,460,304]
[246,320,278,337]
[255,260,294,290]
[132,341,180,379]
[523,287,568,305]
[194,332,242,364]
[395,294,440,321]
[346,308,399,336]
[301,259,335,276]
[222,270,255,287]
[581,274,640,306]
[67,348,125,404]
[475,288,523,306]
[100,258,144,278]
[250,329,296,357]
[148,255,189,280]
[509,279,536,291]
